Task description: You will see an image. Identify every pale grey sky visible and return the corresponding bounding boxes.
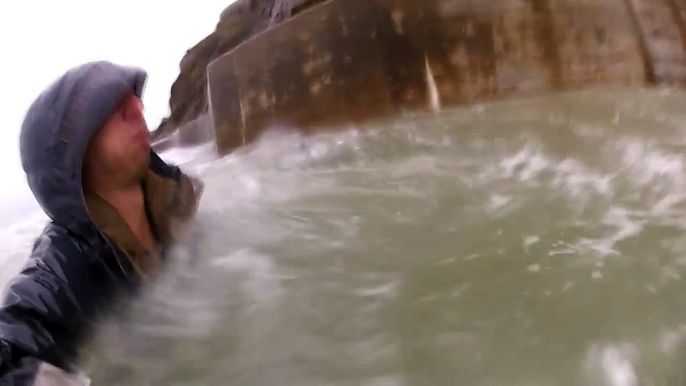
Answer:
[0,1,235,204]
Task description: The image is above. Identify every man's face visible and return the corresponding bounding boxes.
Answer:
[84,94,151,185]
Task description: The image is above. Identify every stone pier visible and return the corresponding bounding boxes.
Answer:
[206,0,686,154]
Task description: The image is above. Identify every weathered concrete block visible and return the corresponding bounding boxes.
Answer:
[208,0,686,154]
[152,0,329,142]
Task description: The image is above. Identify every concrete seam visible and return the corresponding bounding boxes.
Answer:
[623,0,657,84]
[664,0,686,79]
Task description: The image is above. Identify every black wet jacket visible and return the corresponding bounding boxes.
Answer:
[0,62,185,383]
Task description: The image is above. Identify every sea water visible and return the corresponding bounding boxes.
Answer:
[5,89,686,385]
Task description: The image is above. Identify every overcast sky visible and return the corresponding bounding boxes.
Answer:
[0,1,235,204]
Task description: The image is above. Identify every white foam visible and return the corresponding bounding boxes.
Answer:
[436,256,458,265]
[211,249,283,304]
[524,236,540,253]
[574,207,645,259]
[562,281,574,291]
[500,143,548,181]
[549,248,576,256]
[658,327,686,353]
[619,138,686,191]
[645,284,658,294]
[584,343,639,386]
[362,375,407,386]
[353,281,400,299]
[603,207,644,241]
[449,283,471,298]
[488,195,512,211]
[524,235,540,246]
[551,158,615,200]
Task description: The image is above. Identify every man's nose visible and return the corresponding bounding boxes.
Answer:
[123,96,144,121]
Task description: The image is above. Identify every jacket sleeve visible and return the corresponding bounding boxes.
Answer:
[0,228,90,375]
[0,342,42,385]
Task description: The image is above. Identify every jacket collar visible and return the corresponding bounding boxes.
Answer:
[84,168,203,278]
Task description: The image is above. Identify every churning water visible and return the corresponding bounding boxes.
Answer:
[6,89,686,385]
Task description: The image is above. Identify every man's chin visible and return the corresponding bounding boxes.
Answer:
[142,151,151,170]
[134,151,151,180]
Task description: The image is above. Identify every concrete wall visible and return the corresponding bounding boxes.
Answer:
[207,0,686,155]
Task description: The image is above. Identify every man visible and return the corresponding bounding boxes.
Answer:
[0,61,203,384]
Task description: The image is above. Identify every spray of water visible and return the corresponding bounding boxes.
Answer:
[3,89,685,385]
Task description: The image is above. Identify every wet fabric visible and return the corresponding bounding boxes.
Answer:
[85,169,185,277]
[0,61,202,384]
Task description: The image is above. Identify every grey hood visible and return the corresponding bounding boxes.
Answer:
[19,61,148,237]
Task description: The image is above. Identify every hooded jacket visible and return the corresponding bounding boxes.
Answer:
[0,61,202,384]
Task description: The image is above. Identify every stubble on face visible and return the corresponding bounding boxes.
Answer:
[82,94,151,191]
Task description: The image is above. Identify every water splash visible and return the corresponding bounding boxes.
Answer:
[584,343,639,386]
[425,55,441,112]
[66,89,686,385]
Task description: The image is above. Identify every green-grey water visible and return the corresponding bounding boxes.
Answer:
[82,89,686,385]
